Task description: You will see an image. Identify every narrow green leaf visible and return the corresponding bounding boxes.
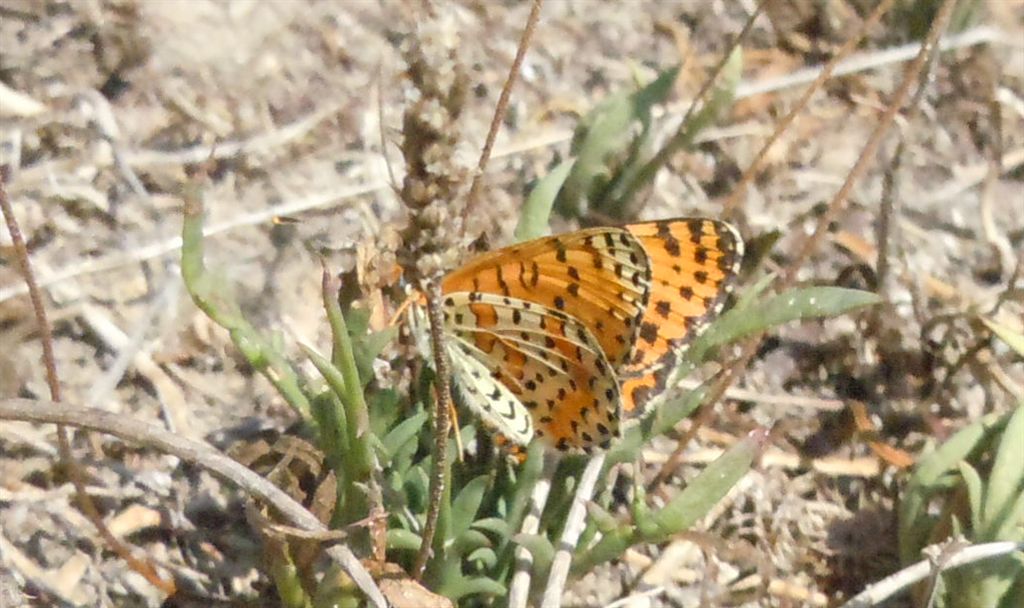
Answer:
[989,490,1024,544]
[646,430,762,540]
[466,547,498,569]
[516,159,575,242]
[958,461,985,534]
[586,502,619,534]
[506,440,547,533]
[379,411,429,463]
[733,271,776,312]
[386,528,422,551]
[511,533,555,574]
[302,345,347,402]
[900,411,1009,563]
[452,529,492,557]
[556,66,679,217]
[983,405,1024,540]
[449,476,490,543]
[694,287,881,358]
[355,326,399,387]
[605,385,707,466]
[609,49,741,208]
[444,575,506,600]
[473,517,512,539]
[571,523,635,573]
[181,198,311,419]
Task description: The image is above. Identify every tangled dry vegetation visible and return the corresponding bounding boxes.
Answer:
[1,1,1022,607]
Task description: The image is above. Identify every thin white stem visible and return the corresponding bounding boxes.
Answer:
[541,452,606,608]
[508,452,558,608]
[840,541,1024,608]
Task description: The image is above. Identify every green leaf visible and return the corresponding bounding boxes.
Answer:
[452,529,492,556]
[556,66,679,217]
[645,430,762,540]
[516,159,575,242]
[605,384,707,466]
[983,405,1024,540]
[472,517,512,539]
[303,345,347,403]
[586,502,619,534]
[449,476,490,543]
[571,523,635,573]
[386,528,422,551]
[991,491,1024,544]
[444,575,506,600]
[958,461,985,534]
[733,271,776,312]
[506,440,547,534]
[511,533,555,574]
[693,287,881,359]
[900,411,1009,563]
[607,48,741,209]
[379,411,429,464]
[467,547,498,569]
[355,326,399,387]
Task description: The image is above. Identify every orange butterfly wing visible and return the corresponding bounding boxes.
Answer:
[441,292,621,452]
[425,217,743,450]
[441,227,651,368]
[618,219,744,415]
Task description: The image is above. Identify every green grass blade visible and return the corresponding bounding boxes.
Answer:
[983,404,1024,540]
[556,66,679,217]
[900,411,1010,563]
[378,411,429,465]
[644,429,763,541]
[694,287,881,359]
[516,159,575,242]
[449,476,490,544]
[181,194,311,419]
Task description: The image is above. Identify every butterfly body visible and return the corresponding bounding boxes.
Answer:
[410,218,742,453]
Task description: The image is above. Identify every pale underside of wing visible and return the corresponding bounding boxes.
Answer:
[443,291,621,452]
[445,339,535,446]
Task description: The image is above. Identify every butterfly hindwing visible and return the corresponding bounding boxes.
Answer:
[445,338,535,446]
[442,292,621,452]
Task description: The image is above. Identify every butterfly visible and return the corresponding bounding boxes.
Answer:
[408,218,743,453]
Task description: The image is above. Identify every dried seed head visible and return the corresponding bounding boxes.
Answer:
[397,14,471,284]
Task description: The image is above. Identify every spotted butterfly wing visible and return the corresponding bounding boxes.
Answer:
[618,219,744,415]
[440,292,621,452]
[441,227,652,368]
[413,216,743,453]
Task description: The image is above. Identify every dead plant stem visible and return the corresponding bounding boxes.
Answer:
[413,279,455,580]
[466,0,544,226]
[0,171,175,594]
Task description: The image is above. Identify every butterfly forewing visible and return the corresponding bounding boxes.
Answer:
[442,292,621,452]
[441,227,652,368]
[618,219,744,414]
